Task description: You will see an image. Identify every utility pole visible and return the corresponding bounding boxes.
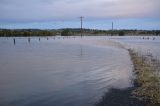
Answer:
[80,16,84,38]
[111,22,113,36]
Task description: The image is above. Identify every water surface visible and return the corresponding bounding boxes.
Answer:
[0,37,133,106]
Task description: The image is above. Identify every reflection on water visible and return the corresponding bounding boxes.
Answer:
[28,38,30,43]
[80,45,83,58]
[13,38,16,45]
[0,37,133,106]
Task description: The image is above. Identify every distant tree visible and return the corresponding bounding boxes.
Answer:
[61,29,71,36]
[118,31,125,36]
[93,30,99,34]
[155,30,160,36]
[23,31,30,36]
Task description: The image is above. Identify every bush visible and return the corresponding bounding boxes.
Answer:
[119,31,125,36]
[61,29,71,36]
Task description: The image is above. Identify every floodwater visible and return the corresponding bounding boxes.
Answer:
[0,37,134,106]
[0,36,160,106]
[110,36,160,59]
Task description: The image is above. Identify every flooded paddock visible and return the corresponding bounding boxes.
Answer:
[0,36,159,106]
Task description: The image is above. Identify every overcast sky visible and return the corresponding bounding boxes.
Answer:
[0,0,160,29]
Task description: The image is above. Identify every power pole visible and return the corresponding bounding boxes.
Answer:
[111,22,113,36]
[80,16,84,38]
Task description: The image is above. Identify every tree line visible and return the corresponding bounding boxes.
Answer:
[0,29,160,37]
[0,29,57,37]
[61,29,160,36]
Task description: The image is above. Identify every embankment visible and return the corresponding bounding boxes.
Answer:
[95,48,160,106]
[129,49,160,106]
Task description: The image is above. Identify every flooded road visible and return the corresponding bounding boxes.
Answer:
[111,36,160,59]
[0,37,133,106]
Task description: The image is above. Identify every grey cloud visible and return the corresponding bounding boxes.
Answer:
[0,0,160,22]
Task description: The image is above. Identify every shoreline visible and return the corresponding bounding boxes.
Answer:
[0,34,159,37]
[129,49,160,106]
[95,49,160,106]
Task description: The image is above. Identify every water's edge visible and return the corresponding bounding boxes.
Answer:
[94,49,146,106]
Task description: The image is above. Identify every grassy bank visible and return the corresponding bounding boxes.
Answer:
[95,49,159,106]
[129,49,160,106]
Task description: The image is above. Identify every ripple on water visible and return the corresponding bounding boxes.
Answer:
[0,37,134,106]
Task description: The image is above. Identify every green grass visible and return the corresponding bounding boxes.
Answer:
[129,49,160,106]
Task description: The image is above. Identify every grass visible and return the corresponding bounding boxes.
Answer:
[129,49,160,106]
